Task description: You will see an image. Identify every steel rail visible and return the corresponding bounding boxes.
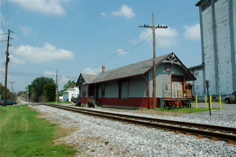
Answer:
[44,104,236,133]
[43,104,236,144]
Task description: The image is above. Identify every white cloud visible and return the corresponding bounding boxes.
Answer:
[112,4,135,19]
[116,49,128,55]
[59,75,69,84]
[44,71,56,76]
[19,25,34,37]
[11,43,74,64]
[9,0,70,16]
[9,55,25,65]
[138,27,178,47]
[183,24,201,40]
[82,67,101,75]
[100,12,106,17]
[43,71,70,87]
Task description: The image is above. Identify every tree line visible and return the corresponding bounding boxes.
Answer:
[19,77,76,102]
[0,83,14,100]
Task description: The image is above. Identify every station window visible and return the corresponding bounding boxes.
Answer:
[172,75,184,82]
[194,72,199,77]
[164,63,172,72]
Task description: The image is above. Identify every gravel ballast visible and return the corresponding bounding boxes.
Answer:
[31,105,236,157]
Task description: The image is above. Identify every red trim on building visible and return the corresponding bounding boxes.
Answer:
[81,97,88,104]
[98,97,159,108]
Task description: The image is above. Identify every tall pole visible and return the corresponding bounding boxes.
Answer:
[56,69,58,104]
[4,30,11,107]
[205,80,211,116]
[139,13,168,108]
[152,13,157,109]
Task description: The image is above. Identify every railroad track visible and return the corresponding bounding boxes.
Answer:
[44,104,236,144]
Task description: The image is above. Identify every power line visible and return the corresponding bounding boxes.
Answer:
[124,33,152,52]
[0,0,9,32]
[5,0,9,28]
[167,16,199,27]
[0,71,77,80]
[95,15,199,68]
[95,32,152,68]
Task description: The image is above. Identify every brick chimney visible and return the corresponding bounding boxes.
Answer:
[102,65,106,73]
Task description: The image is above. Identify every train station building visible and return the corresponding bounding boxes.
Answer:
[76,53,195,108]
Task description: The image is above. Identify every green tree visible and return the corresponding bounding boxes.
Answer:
[63,80,76,91]
[0,83,11,100]
[29,77,55,102]
[43,83,56,102]
[59,80,76,97]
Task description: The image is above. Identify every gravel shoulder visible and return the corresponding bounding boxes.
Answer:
[31,105,236,157]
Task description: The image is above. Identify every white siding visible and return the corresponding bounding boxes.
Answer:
[149,63,186,98]
[156,64,171,97]
[63,87,80,102]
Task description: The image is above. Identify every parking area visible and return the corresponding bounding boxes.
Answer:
[191,102,236,116]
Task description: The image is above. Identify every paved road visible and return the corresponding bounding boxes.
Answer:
[191,102,236,116]
[17,97,73,106]
[17,97,41,105]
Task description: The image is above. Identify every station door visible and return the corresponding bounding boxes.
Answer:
[172,81,183,99]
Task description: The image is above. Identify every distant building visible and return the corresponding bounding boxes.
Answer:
[59,96,63,102]
[62,87,79,102]
[196,0,236,95]
[188,64,204,99]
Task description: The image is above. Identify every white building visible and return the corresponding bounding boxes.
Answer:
[196,0,236,95]
[62,87,79,102]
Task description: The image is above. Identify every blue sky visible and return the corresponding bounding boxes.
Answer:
[0,0,201,92]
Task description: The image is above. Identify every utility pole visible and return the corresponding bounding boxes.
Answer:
[56,69,58,104]
[139,13,168,108]
[205,80,211,116]
[4,30,12,107]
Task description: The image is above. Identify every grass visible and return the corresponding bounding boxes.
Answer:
[0,105,77,157]
[154,107,220,113]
